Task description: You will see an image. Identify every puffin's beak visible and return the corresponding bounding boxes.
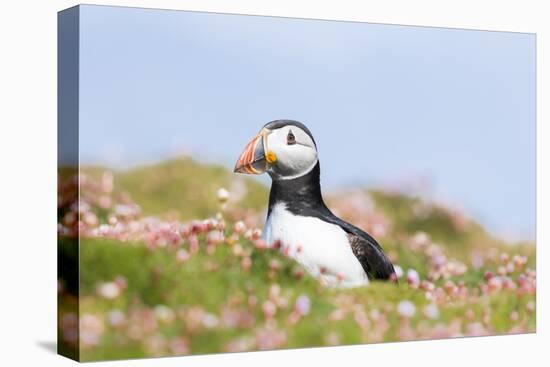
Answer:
[234,131,268,174]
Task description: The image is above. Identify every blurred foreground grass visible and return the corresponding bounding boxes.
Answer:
[58,158,536,361]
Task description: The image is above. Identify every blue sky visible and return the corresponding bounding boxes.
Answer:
[77,5,535,240]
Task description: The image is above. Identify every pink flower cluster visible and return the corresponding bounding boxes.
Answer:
[408,232,467,280]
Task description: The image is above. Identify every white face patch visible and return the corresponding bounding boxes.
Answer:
[265,125,318,180]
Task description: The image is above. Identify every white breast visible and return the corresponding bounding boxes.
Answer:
[262,202,369,287]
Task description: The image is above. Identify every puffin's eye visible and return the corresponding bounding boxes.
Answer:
[287,130,296,145]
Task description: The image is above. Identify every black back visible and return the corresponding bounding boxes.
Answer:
[268,161,396,281]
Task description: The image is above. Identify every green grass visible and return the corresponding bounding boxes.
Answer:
[57,158,535,361]
[82,157,268,221]
[73,233,534,361]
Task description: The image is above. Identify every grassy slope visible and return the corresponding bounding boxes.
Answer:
[368,189,535,262]
[67,159,535,361]
[78,234,534,360]
[82,157,268,221]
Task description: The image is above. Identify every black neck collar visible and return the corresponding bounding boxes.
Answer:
[267,162,331,217]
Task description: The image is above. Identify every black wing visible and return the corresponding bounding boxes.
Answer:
[320,213,396,281]
[347,233,395,280]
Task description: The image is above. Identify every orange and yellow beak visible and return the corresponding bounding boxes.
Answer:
[234,130,273,174]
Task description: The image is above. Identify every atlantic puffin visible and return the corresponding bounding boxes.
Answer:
[234,120,396,287]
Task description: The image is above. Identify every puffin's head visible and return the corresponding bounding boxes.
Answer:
[234,120,318,180]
